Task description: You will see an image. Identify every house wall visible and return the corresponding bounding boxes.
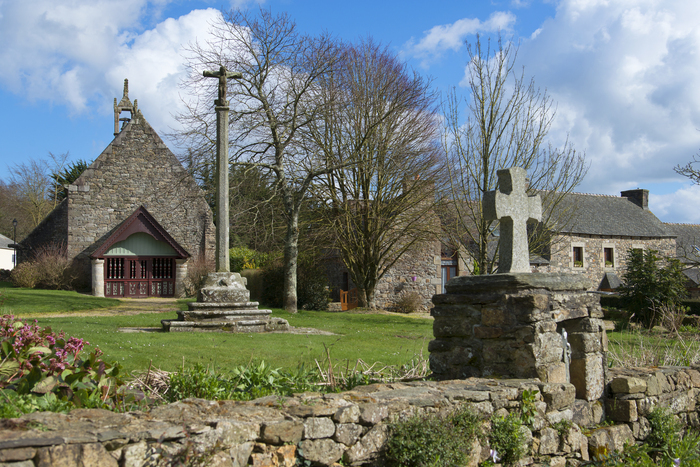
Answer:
[372,238,442,311]
[325,238,441,311]
[540,233,676,289]
[0,249,14,270]
[65,113,215,288]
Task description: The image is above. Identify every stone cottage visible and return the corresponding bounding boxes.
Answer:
[19,80,215,297]
[664,222,700,298]
[537,189,676,290]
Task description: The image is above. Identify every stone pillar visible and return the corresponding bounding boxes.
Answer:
[91,259,105,297]
[174,258,188,298]
[215,102,230,272]
[430,272,606,401]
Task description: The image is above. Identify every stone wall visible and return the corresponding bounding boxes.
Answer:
[0,379,586,467]
[539,234,676,290]
[606,366,700,437]
[372,238,442,311]
[66,112,215,281]
[3,366,700,466]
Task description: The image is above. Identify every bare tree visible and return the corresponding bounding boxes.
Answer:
[440,35,587,274]
[6,152,69,229]
[675,155,700,185]
[177,9,342,312]
[308,39,442,308]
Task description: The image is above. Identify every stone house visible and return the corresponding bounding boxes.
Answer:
[664,222,700,298]
[536,189,676,290]
[19,80,215,297]
[434,187,688,296]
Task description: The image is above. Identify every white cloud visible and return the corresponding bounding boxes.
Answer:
[0,0,150,110]
[512,0,700,223]
[105,8,222,136]
[651,185,700,225]
[0,0,221,147]
[403,11,516,67]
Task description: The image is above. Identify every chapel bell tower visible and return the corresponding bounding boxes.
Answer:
[114,79,138,136]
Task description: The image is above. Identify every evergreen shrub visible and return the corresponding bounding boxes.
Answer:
[261,253,330,310]
[384,406,482,467]
[229,247,275,272]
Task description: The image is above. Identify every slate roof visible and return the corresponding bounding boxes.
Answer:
[683,268,700,287]
[552,193,672,238]
[0,234,12,250]
[664,223,700,263]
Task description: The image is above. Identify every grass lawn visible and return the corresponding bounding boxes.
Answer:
[0,281,121,315]
[607,328,700,367]
[0,282,433,375]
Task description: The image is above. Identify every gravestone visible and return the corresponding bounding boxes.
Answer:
[162,66,289,333]
[429,167,606,401]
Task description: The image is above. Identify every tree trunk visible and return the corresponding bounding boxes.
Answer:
[357,285,376,309]
[283,211,299,313]
[358,288,369,308]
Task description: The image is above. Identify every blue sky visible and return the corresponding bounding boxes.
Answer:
[1,0,700,223]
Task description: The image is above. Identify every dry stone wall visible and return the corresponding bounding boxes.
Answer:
[2,366,700,466]
[0,379,587,467]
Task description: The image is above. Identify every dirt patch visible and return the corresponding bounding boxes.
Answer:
[346,308,433,320]
[117,325,335,335]
[27,298,184,318]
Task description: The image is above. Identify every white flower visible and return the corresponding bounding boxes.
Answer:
[490,449,500,462]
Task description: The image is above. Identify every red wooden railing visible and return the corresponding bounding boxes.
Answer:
[340,288,358,311]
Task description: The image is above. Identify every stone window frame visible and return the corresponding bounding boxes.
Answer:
[571,242,585,269]
[602,244,616,269]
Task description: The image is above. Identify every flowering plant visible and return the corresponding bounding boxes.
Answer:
[0,315,127,409]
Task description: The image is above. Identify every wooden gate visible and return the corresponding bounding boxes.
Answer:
[340,288,358,311]
[104,257,175,297]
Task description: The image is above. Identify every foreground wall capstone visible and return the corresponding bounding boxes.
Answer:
[1,366,700,467]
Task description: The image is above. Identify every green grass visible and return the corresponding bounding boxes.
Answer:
[25,309,432,374]
[0,281,120,315]
[607,328,700,367]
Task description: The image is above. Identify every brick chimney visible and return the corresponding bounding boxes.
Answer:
[621,189,649,210]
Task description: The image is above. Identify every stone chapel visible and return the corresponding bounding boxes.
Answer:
[19,80,216,297]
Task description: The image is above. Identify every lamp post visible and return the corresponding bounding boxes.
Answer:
[12,219,17,268]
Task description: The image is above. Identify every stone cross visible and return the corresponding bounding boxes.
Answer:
[483,167,542,273]
[203,65,242,272]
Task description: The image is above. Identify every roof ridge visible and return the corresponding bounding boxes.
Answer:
[570,192,619,198]
[665,222,700,226]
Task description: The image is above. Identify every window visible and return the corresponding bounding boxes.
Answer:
[441,255,459,293]
[604,247,614,267]
[573,246,583,268]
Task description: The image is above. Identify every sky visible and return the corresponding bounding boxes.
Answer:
[1,0,700,224]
